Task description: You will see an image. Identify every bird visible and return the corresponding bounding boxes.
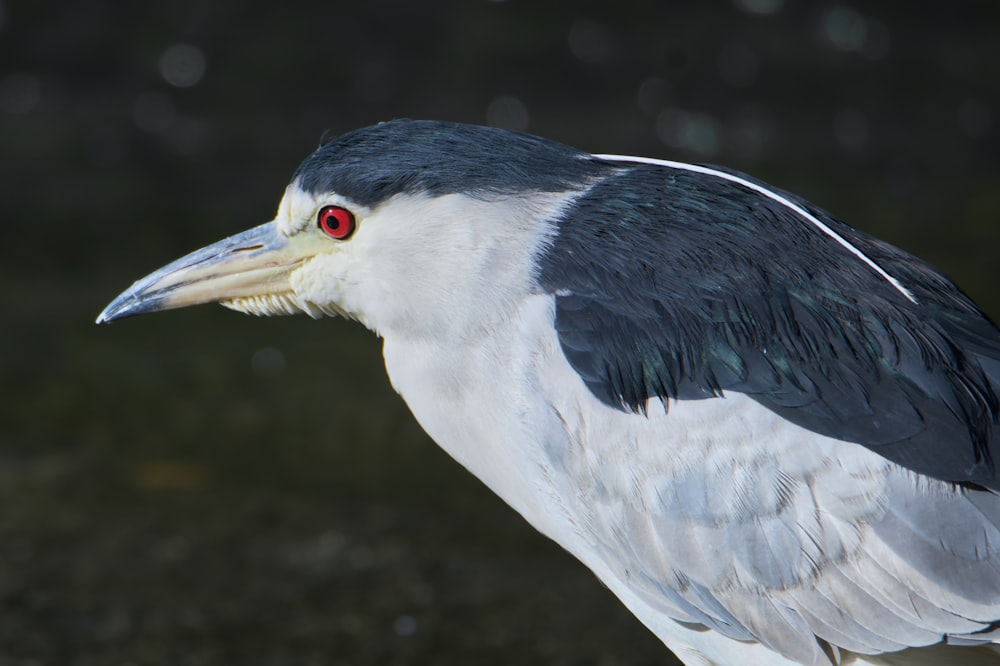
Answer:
[98,119,1000,666]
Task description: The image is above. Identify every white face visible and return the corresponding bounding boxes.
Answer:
[262,180,581,341]
[98,176,586,343]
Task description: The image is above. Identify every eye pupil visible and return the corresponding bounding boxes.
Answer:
[318,206,356,240]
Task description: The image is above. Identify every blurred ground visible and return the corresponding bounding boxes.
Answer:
[1,1,998,664]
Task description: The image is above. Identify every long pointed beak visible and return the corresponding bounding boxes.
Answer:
[97,222,304,323]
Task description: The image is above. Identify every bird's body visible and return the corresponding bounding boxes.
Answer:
[99,120,1000,665]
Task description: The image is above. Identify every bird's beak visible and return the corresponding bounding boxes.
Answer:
[97,221,304,323]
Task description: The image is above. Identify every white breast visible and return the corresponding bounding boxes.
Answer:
[380,293,582,540]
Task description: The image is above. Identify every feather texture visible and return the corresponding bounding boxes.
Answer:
[538,161,1000,490]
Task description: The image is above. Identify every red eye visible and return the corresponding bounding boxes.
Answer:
[317,205,356,240]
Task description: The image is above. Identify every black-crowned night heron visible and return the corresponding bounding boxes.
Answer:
[98,120,1000,666]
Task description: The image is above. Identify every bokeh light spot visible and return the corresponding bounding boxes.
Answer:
[252,347,286,378]
[824,7,867,52]
[860,19,891,59]
[656,108,723,157]
[486,95,529,132]
[823,8,890,59]
[393,614,418,637]
[159,44,207,88]
[732,0,783,15]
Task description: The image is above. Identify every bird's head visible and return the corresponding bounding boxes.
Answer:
[97,120,605,338]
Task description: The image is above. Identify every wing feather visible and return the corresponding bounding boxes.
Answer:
[537,158,1000,660]
[554,391,1000,661]
[537,160,1000,489]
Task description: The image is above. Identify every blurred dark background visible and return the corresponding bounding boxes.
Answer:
[1,1,998,664]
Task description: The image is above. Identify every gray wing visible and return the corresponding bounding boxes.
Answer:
[559,395,1000,664]
[536,161,1000,662]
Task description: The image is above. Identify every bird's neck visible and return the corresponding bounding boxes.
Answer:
[379,294,580,540]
